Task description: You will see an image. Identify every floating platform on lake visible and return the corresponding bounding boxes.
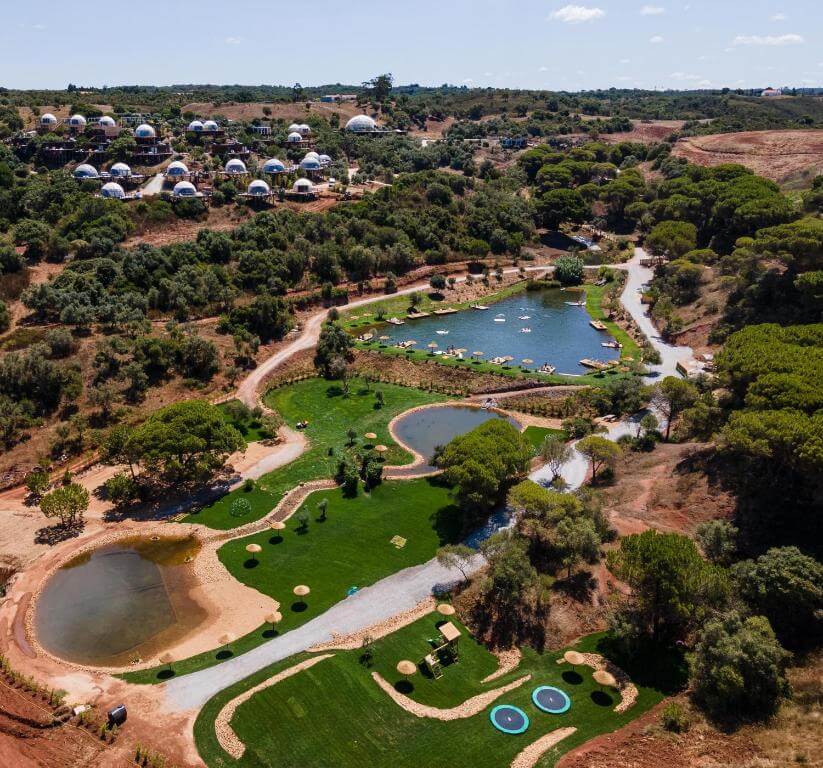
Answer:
[407,310,430,318]
[579,358,612,370]
[433,307,458,315]
[356,332,374,342]
[589,320,608,331]
[471,304,489,310]
[538,364,556,374]
[386,317,405,325]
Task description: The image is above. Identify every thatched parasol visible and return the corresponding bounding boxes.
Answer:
[521,358,534,365]
[219,633,234,647]
[270,520,286,531]
[159,652,174,669]
[593,669,617,689]
[374,444,388,453]
[364,432,377,440]
[246,543,262,562]
[437,603,456,616]
[473,351,484,358]
[427,342,438,350]
[563,650,585,667]
[396,660,417,676]
[265,612,282,625]
[293,584,311,597]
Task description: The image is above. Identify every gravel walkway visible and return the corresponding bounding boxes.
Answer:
[164,555,483,711]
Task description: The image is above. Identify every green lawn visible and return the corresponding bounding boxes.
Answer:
[341,281,528,333]
[121,478,461,685]
[523,426,568,453]
[183,378,448,530]
[584,282,642,362]
[217,479,462,632]
[194,617,681,768]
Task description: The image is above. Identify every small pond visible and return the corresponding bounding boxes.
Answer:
[377,288,620,375]
[35,536,206,667]
[392,405,520,473]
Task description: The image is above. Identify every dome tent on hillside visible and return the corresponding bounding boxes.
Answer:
[262,157,286,174]
[73,163,99,179]
[109,162,132,178]
[172,180,198,197]
[100,181,126,199]
[345,114,377,132]
[134,123,156,139]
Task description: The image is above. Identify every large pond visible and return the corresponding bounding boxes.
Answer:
[378,288,620,375]
[392,405,520,473]
[35,536,206,667]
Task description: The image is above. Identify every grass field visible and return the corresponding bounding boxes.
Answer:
[217,479,462,631]
[194,617,680,768]
[584,281,642,361]
[122,477,461,685]
[523,426,568,452]
[184,379,448,530]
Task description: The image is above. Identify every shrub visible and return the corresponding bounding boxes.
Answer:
[661,702,690,733]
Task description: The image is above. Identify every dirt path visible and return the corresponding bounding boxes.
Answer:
[372,671,531,720]
[511,727,577,768]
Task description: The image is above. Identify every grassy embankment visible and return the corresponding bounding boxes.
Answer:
[123,477,461,685]
[184,378,448,530]
[193,616,682,768]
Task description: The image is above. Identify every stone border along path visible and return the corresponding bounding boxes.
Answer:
[555,652,638,713]
[162,249,689,711]
[481,648,523,683]
[510,727,577,768]
[214,654,335,759]
[371,672,532,720]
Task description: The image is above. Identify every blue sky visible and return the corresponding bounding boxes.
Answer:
[1,1,820,90]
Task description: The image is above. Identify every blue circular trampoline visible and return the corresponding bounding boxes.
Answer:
[489,704,530,735]
[532,686,571,714]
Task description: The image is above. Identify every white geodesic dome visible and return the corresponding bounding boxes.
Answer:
[188,120,204,132]
[101,182,126,199]
[247,179,271,196]
[98,116,116,127]
[135,123,156,138]
[345,114,377,132]
[68,114,87,128]
[173,180,197,197]
[262,158,286,174]
[109,162,132,178]
[225,158,247,174]
[203,120,219,132]
[287,123,301,133]
[293,178,314,193]
[300,156,321,171]
[287,131,303,143]
[73,163,99,179]
[40,113,58,126]
[298,123,311,136]
[166,160,189,176]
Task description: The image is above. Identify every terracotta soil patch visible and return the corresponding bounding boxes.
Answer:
[599,120,685,145]
[673,129,823,186]
[0,679,106,768]
[600,443,736,537]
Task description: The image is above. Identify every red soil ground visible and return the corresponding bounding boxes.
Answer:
[673,129,823,186]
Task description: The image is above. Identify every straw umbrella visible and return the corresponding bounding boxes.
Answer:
[374,444,388,454]
[396,660,417,677]
[159,652,174,674]
[364,432,377,441]
[472,351,484,360]
[270,520,285,532]
[293,585,310,598]
[427,342,438,354]
[437,603,456,616]
[265,612,282,634]
[593,669,617,692]
[245,543,262,563]
[563,650,585,667]
[521,358,534,365]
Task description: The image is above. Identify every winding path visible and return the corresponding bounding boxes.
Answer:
[162,248,693,711]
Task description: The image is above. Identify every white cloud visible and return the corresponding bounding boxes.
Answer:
[770,12,787,21]
[224,36,242,44]
[732,33,804,46]
[640,5,665,15]
[649,35,665,43]
[670,71,702,81]
[549,4,605,23]
[462,78,474,84]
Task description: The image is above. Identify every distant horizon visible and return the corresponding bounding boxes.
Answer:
[1,0,820,91]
